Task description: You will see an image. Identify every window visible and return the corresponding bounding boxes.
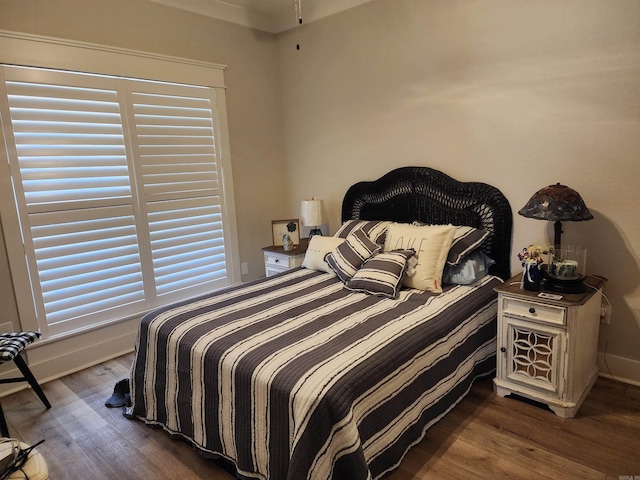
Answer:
[0,64,238,337]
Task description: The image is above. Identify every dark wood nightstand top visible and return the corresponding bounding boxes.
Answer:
[495,273,607,307]
[262,237,309,256]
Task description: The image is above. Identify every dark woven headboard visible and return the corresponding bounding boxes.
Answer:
[341,166,513,280]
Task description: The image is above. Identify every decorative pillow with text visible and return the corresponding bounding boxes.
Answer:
[411,221,490,266]
[384,223,455,293]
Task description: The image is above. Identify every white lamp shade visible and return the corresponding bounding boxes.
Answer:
[300,197,325,227]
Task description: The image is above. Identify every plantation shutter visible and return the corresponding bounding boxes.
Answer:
[1,65,233,336]
[125,80,229,300]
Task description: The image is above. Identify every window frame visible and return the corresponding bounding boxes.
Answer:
[0,30,240,339]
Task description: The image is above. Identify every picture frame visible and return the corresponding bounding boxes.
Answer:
[272,219,300,246]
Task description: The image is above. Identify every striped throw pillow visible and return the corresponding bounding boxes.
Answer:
[333,220,391,245]
[325,228,381,283]
[447,226,490,266]
[346,249,415,298]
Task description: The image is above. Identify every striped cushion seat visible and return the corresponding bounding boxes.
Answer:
[0,332,40,362]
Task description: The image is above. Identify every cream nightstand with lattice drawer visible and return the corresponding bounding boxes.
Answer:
[493,274,606,418]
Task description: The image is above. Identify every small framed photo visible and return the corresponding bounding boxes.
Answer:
[272,219,300,246]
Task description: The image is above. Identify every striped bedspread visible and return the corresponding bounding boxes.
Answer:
[129,268,501,480]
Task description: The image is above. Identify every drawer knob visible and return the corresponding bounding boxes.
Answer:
[500,347,507,353]
[529,307,536,314]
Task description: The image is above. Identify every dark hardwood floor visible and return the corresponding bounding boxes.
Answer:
[3,352,639,479]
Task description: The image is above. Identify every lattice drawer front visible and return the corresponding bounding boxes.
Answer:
[512,327,555,385]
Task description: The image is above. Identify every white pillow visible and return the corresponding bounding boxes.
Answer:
[383,223,456,293]
[302,236,346,275]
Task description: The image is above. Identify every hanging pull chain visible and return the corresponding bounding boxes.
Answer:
[295,0,303,50]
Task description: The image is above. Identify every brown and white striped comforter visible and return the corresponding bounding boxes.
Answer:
[129,268,501,480]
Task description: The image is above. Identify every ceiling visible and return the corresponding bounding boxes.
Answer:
[148,0,373,33]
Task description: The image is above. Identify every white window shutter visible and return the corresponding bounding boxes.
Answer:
[1,66,234,335]
[126,81,230,300]
[4,68,147,334]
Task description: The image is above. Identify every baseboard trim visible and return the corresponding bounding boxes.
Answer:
[597,352,640,387]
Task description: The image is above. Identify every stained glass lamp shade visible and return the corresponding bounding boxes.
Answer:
[518,183,593,248]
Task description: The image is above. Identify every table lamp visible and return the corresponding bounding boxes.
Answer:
[518,183,593,293]
[300,197,325,238]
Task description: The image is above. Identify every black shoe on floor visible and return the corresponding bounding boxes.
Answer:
[105,378,131,408]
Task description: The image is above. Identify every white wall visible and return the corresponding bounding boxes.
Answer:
[277,0,640,381]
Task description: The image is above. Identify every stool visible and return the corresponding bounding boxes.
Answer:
[0,332,51,437]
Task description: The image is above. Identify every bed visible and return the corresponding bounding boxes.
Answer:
[127,166,513,480]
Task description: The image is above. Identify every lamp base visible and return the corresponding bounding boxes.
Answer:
[543,275,587,294]
[309,228,322,238]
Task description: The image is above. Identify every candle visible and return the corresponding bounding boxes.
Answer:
[553,259,578,279]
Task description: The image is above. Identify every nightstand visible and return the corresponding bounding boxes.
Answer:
[262,238,309,277]
[493,274,607,418]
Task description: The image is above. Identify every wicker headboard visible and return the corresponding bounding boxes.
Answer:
[341,166,513,280]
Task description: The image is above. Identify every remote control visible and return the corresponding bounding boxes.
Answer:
[538,292,563,300]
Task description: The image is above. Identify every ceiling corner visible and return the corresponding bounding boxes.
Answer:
[148,0,375,34]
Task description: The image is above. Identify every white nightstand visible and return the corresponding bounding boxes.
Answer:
[262,238,309,277]
[493,274,607,418]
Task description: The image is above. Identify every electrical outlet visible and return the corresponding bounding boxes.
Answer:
[600,303,612,324]
[0,322,14,334]
[241,262,248,275]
